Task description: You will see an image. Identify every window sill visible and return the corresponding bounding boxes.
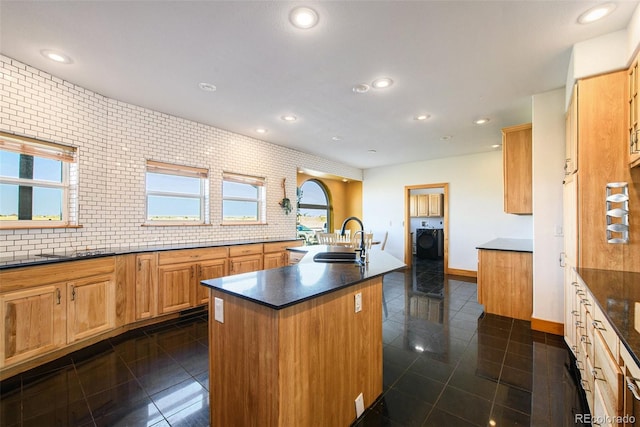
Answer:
[142,223,212,227]
[221,222,268,226]
[0,224,83,230]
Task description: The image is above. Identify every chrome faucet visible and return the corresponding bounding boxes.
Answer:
[340,216,366,263]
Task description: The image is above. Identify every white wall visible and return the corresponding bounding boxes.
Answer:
[363,151,533,272]
[0,55,362,259]
[532,89,566,324]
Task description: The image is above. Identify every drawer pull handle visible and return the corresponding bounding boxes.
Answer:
[576,290,585,296]
[571,281,579,287]
[592,367,605,382]
[575,321,583,327]
[571,310,580,317]
[581,299,591,306]
[576,360,584,370]
[627,377,640,401]
[580,379,591,392]
[580,335,591,345]
[591,320,606,331]
[56,288,61,305]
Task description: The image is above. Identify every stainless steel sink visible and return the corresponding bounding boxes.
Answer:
[312,251,357,263]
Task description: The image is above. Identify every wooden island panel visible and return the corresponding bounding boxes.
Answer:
[210,277,383,427]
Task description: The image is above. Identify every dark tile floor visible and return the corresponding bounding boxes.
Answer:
[1,257,587,426]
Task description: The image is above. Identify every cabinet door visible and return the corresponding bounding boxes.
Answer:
[158,263,193,314]
[229,254,263,275]
[565,86,578,175]
[417,194,429,216]
[264,252,286,270]
[135,253,157,320]
[67,275,116,343]
[0,285,66,368]
[630,55,640,167]
[196,259,228,306]
[409,195,417,217]
[502,123,532,214]
[427,194,443,217]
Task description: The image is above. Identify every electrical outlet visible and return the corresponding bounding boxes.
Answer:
[355,393,365,417]
[354,292,362,313]
[214,297,224,323]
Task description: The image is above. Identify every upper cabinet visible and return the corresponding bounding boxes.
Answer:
[502,123,532,215]
[409,194,443,218]
[628,52,640,168]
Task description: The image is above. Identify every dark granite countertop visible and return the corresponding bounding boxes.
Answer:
[476,238,533,253]
[0,238,303,270]
[200,245,406,310]
[577,267,640,366]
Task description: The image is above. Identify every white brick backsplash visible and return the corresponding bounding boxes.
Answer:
[0,55,362,258]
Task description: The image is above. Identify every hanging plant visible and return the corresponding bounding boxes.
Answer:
[279,178,292,214]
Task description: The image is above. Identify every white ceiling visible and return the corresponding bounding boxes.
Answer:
[1,1,638,170]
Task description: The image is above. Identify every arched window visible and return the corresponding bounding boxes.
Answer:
[297,180,330,243]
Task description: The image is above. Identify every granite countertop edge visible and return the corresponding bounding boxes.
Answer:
[0,237,304,270]
[476,238,533,253]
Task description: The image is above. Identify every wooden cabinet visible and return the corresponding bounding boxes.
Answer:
[565,85,578,175]
[67,275,116,343]
[157,247,229,314]
[0,285,66,368]
[477,249,532,320]
[629,52,640,168]
[502,123,532,214]
[263,240,303,270]
[428,193,443,217]
[0,257,116,372]
[229,244,263,275]
[409,193,443,217]
[135,253,157,320]
[620,344,640,425]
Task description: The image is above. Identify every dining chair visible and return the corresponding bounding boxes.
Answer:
[317,233,336,245]
[380,231,389,251]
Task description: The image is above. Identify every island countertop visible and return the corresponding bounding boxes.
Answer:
[200,245,405,310]
[476,238,533,253]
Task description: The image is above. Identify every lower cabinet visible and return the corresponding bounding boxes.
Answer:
[158,263,194,314]
[263,240,304,269]
[477,249,532,320]
[135,253,158,320]
[229,244,263,275]
[0,284,66,368]
[195,259,227,305]
[67,275,116,343]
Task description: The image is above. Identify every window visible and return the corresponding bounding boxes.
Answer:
[0,132,77,228]
[297,180,330,237]
[145,160,209,224]
[222,172,266,224]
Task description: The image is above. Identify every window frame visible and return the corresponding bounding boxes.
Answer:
[144,160,209,226]
[221,172,266,225]
[297,179,331,233]
[0,131,78,229]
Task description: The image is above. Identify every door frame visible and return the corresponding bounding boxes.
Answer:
[404,183,449,274]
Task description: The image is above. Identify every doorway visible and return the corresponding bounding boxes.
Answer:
[404,183,449,274]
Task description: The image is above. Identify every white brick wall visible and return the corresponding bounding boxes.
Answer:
[0,55,362,258]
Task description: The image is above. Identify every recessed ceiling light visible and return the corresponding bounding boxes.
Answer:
[352,84,370,94]
[372,77,393,89]
[578,3,616,24]
[440,135,452,141]
[289,6,319,29]
[198,82,217,92]
[368,149,377,154]
[474,118,490,125]
[491,144,501,149]
[414,114,430,121]
[281,115,297,122]
[331,136,342,141]
[40,49,72,64]
[256,128,268,134]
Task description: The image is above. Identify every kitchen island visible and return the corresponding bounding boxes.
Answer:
[200,245,405,427]
[476,238,533,321]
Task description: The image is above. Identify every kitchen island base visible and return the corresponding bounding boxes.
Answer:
[208,277,383,426]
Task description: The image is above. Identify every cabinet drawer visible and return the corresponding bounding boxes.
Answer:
[158,247,228,265]
[593,329,623,417]
[229,244,263,257]
[263,240,301,253]
[591,300,619,361]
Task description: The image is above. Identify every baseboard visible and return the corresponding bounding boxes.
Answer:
[446,268,476,278]
[531,317,564,336]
